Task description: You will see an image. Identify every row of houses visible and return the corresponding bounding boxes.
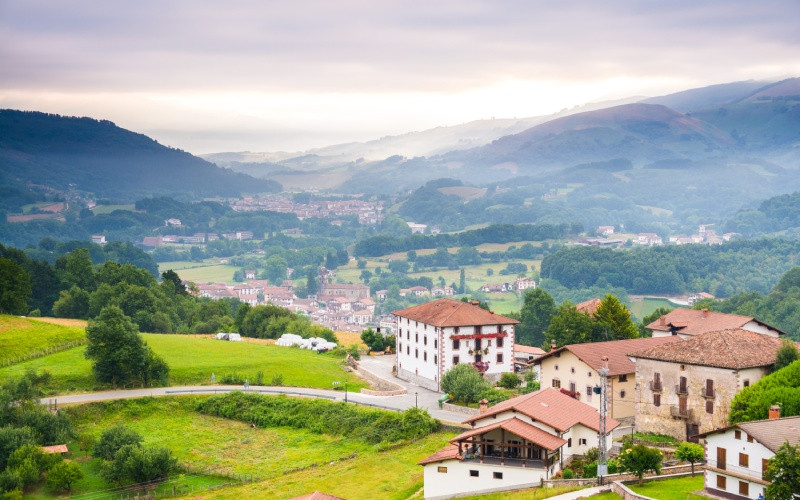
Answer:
[142,231,254,247]
[230,195,384,225]
[479,277,537,294]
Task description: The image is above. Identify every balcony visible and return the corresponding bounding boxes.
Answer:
[670,406,693,420]
[701,386,715,399]
[649,380,663,392]
[675,384,688,396]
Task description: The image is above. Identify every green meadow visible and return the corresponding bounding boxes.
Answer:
[0,315,86,364]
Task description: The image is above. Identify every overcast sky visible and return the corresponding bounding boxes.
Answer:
[1,0,798,153]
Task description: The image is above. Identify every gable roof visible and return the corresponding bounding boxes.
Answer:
[534,337,682,376]
[576,298,602,316]
[450,417,567,451]
[646,308,785,336]
[515,344,546,356]
[630,329,796,369]
[462,388,619,433]
[695,416,800,453]
[392,298,519,327]
[418,444,460,465]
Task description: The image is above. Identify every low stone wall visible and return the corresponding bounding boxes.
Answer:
[397,367,440,391]
[611,472,695,500]
[347,355,407,396]
[442,402,480,416]
[544,464,697,488]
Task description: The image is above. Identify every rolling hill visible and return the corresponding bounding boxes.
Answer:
[0,110,281,202]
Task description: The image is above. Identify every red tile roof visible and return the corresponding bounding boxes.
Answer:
[646,308,785,336]
[418,444,461,465]
[463,388,619,433]
[41,444,68,454]
[630,329,798,369]
[392,298,518,327]
[515,344,546,356]
[695,416,800,453]
[576,298,602,316]
[450,417,567,451]
[534,337,682,376]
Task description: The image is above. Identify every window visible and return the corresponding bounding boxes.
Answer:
[493,472,503,479]
[588,372,592,377]
[496,353,503,363]
[620,390,626,399]
[619,374,628,382]
[716,475,726,489]
[739,453,749,468]
[453,339,460,350]
[434,339,438,348]
[454,327,460,334]
[469,470,479,477]
[424,336,427,345]
[475,326,482,334]
[570,382,577,392]
[453,355,460,365]
[738,481,749,496]
[743,379,750,387]
[416,333,419,342]
[579,438,587,445]
[434,355,437,364]
[747,435,754,443]
[653,394,661,407]
[552,379,561,389]
[568,438,572,447]
[399,342,402,352]
[424,352,427,361]
[586,386,593,403]
[717,447,727,470]
[496,337,503,348]
[706,400,714,414]
[571,367,575,373]
[415,349,418,358]
[437,466,448,473]
[762,458,770,480]
[407,331,410,340]
[555,364,559,371]
[406,346,410,355]
[735,430,742,440]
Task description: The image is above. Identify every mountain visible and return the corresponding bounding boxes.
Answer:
[641,80,769,112]
[0,110,281,202]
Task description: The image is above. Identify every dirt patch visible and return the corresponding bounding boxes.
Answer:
[28,317,88,328]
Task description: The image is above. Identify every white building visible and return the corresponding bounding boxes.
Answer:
[695,409,800,499]
[393,298,518,391]
[419,388,619,499]
[646,308,786,339]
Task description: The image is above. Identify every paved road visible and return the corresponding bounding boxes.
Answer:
[41,355,470,425]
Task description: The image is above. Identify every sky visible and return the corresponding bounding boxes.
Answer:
[1,0,799,154]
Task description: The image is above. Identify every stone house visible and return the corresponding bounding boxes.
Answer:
[630,329,796,441]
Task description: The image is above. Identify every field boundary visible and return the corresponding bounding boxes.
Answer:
[0,339,87,367]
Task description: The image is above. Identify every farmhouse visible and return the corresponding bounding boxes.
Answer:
[393,298,518,391]
[646,308,785,338]
[695,408,800,500]
[419,388,618,499]
[630,329,797,441]
[534,336,681,421]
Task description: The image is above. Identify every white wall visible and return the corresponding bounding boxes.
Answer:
[703,428,773,499]
[423,459,547,499]
[742,320,780,337]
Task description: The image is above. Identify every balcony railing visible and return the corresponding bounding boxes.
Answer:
[675,384,688,395]
[649,380,663,392]
[701,386,715,399]
[460,455,546,469]
[670,405,693,420]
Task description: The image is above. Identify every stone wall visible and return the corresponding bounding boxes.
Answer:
[544,465,696,488]
[610,472,695,500]
[397,367,440,391]
[442,402,480,416]
[346,355,407,396]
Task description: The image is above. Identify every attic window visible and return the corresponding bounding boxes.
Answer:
[571,367,575,374]
[555,365,559,370]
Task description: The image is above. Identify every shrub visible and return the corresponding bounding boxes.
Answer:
[93,425,143,460]
[271,374,284,386]
[46,460,83,492]
[562,468,574,479]
[441,364,491,404]
[498,372,521,389]
[479,388,511,405]
[618,444,662,484]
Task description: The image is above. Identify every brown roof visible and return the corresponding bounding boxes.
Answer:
[695,416,800,453]
[630,329,797,369]
[290,492,346,500]
[392,298,519,327]
[463,388,619,433]
[450,417,567,451]
[534,337,682,376]
[646,308,785,336]
[418,444,460,465]
[576,298,602,316]
[515,344,546,356]
[41,444,68,454]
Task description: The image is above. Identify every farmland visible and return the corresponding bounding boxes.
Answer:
[0,315,86,364]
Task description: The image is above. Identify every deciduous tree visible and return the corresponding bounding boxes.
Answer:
[675,442,704,476]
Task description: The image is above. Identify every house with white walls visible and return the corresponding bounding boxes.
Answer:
[393,298,518,391]
[695,408,800,499]
[419,388,619,499]
[646,308,785,338]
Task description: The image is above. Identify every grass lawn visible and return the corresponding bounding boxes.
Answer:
[627,475,708,499]
[628,297,681,322]
[90,203,136,214]
[0,315,86,364]
[458,485,588,499]
[0,334,365,394]
[169,264,241,284]
[586,492,622,500]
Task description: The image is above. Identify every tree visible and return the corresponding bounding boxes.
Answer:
[56,248,96,291]
[263,255,288,285]
[459,268,466,294]
[306,268,318,297]
[360,328,386,352]
[764,442,800,500]
[545,302,594,348]
[498,372,521,389]
[46,461,83,492]
[775,339,800,370]
[93,425,143,460]
[518,289,556,347]
[593,294,639,340]
[0,258,31,314]
[675,442,704,476]
[441,364,491,404]
[84,306,169,388]
[160,269,187,295]
[52,285,90,319]
[618,444,662,484]
[730,360,800,423]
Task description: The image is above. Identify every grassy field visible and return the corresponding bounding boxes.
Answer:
[90,203,136,214]
[0,315,86,364]
[166,263,241,284]
[0,334,366,394]
[458,485,588,500]
[627,475,707,499]
[628,297,681,321]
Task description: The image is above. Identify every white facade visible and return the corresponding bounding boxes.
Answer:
[703,428,772,499]
[423,459,546,500]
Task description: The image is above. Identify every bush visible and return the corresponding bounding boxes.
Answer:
[479,388,511,405]
[562,468,574,479]
[441,364,491,404]
[270,374,284,386]
[498,372,521,389]
[618,444,663,484]
[46,461,83,492]
[93,425,143,460]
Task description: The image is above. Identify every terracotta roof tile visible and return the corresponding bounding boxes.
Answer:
[418,444,460,465]
[463,388,619,433]
[535,337,682,376]
[41,444,68,454]
[696,416,800,453]
[515,344,546,356]
[450,417,567,451]
[392,298,519,327]
[646,308,784,336]
[630,329,797,369]
[576,298,602,316]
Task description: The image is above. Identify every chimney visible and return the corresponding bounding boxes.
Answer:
[659,316,666,326]
[550,339,557,351]
[479,399,489,413]
[769,405,781,420]
[470,300,479,306]
[702,308,709,318]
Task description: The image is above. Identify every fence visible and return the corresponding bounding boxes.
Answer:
[0,339,87,367]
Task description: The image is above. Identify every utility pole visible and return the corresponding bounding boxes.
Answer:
[597,355,609,486]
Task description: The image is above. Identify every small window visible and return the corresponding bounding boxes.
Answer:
[739,453,749,468]
[555,364,559,371]
[469,470,479,477]
[434,339,438,348]
[620,390,626,399]
[437,466,448,473]
[579,438,587,445]
[454,326,460,334]
[570,382,577,392]
[588,372,592,377]
[571,367,575,373]
[716,475,726,489]
[424,352,427,361]
[434,355,437,364]
[493,471,503,479]
[399,342,402,352]
[552,379,561,389]
[735,430,742,440]
[653,394,661,407]
[453,339,460,350]
[453,355,460,365]
[407,331,410,340]
[424,336,427,345]
[415,349,418,358]
[762,458,770,480]
[475,326,482,334]
[496,337,503,348]
[747,435,754,443]
[416,333,419,342]
[619,374,628,382]
[568,438,572,447]
[739,481,749,496]
[743,379,750,387]
[406,346,410,355]
[497,353,503,363]
[706,400,714,414]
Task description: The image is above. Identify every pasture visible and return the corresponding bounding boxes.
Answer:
[0,315,86,365]
[628,297,681,322]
